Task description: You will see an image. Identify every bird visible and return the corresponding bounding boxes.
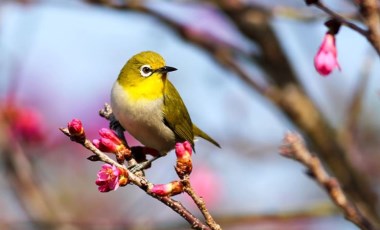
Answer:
[111,51,220,170]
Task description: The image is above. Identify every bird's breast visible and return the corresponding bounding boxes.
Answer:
[111,81,175,153]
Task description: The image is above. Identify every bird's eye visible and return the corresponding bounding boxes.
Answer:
[140,65,152,77]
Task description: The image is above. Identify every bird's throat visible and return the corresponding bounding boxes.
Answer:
[119,78,164,102]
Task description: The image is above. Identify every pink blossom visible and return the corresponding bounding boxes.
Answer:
[314,33,341,76]
[95,164,120,192]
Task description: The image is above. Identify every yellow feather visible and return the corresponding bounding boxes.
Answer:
[119,72,164,102]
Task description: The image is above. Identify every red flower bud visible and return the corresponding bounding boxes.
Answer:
[68,119,84,136]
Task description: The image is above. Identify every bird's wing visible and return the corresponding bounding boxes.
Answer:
[163,81,195,148]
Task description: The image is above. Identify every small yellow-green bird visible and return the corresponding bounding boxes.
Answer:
[111,51,220,166]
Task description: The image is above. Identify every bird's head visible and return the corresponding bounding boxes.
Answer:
[117,51,177,100]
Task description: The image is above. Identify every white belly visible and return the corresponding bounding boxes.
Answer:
[111,82,175,153]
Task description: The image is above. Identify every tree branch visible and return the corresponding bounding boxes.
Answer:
[314,1,368,36]
[59,127,211,230]
[280,132,375,230]
[182,177,221,230]
[358,0,380,55]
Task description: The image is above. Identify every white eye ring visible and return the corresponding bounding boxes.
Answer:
[140,64,153,77]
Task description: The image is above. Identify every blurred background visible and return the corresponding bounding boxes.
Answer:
[0,0,379,229]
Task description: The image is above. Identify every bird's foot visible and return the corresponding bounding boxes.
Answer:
[110,119,123,131]
[128,155,162,173]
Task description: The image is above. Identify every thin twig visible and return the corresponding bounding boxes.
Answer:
[314,1,368,36]
[280,132,375,230]
[182,177,221,230]
[59,127,211,230]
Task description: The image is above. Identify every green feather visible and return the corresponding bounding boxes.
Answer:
[163,81,220,149]
[163,81,194,147]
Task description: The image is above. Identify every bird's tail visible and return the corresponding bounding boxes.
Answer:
[193,125,221,148]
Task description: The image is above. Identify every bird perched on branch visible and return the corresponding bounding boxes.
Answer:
[111,51,220,170]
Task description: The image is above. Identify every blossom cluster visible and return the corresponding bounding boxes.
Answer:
[67,119,193,195]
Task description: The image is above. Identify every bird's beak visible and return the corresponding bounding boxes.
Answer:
[158,66,177,73]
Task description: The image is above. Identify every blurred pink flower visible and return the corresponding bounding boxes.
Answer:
[95,164,120,192]
[314,33,340,76]
[12,107,44,143]
[1,103,45,144]
[189,166,221,207]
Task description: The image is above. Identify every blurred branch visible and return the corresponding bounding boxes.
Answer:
[313,1,368,36]
[358,0,380,55]
[210,0,300,87]
[0,124,60,227]
[274,6,360,22]
[84,0,379,225]
[341,51,373,161]
[159,203,341,229]
[280,132,375,230]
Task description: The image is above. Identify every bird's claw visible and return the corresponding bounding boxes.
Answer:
[110,119,122,131]
[128,161,151,173]
[128,155,162,173]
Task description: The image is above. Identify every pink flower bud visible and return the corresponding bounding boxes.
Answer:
[101,137,119,153]
[175,141,192,161]
[67,119,84,136]
[151,181,183,196]
[99,128,122,145]
[314,33,341,76]
[175,141,193,178]
[95,164,120,192]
